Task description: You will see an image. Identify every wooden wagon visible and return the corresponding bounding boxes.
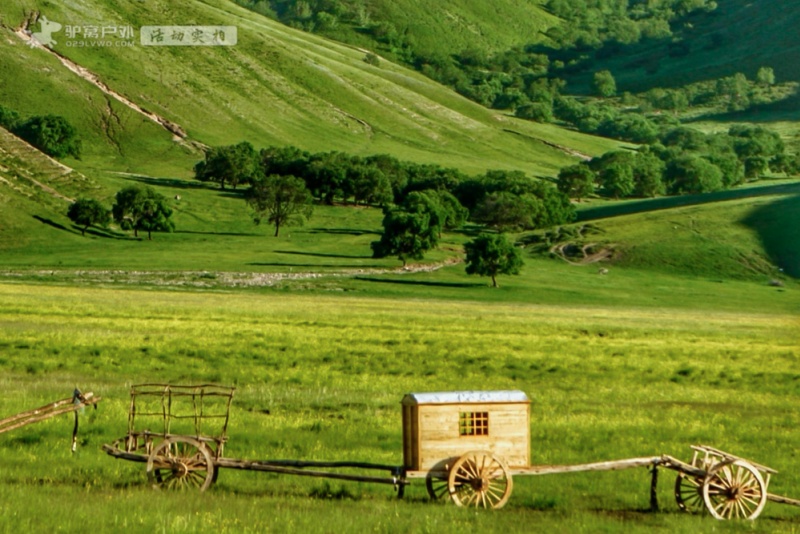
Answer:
[103,385,800,520]
[401,390,800,518]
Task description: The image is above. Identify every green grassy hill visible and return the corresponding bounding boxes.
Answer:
[0,0,617,182]
[602,0,800,91]
[318,0,559,57]
[0,0,797,288]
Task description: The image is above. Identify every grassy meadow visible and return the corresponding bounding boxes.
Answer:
[1,1,799,531]
[0,278,798,532]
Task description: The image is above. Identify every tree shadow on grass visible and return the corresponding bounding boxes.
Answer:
[577,182,800,222]
[217,191,247,199]
[455,224,491,237]
[742,194,800,277]
[307,228,380,236]
[33,216,138,240]
[176,230,261,237]
[122,175,212,190]
[354,276,483,288]
[33,215,73,233]
[275,250,372,260]
[83,226,138,240]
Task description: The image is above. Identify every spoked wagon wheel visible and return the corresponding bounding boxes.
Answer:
[146,436,216,491]
[425,472,449,501]
[701,460,767,520]
[675,473,705,513]
[447,450,513,509]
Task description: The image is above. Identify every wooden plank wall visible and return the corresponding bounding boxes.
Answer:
[410,403,530,470]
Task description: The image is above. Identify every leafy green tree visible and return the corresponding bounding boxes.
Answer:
[528,181,576,227]
[771,153,800,175]
[0,105,20,130]
[660,127,709,151]
[716,73,750,111]
[597,113,659,143]
[557,164,595,201]
[428,190,468,230]
[600,163,635,199]
[194,142,259,190]
[729,125,784,160]
[472,192,542,231]
[112,186,174,239]
[632,151,666,197]
[13,115,81,159]
[246,174,313,237]
[371,203,439,266]
[593,70,617,97]
[591,151,636,199]
[306,151,350,204]
[756,66,775,86]
[67,198,110,236]
[665,156,724,194]
[350,165,392,206]
[464,233,523,288]
[514,102,553,122]
[744,156,769,179]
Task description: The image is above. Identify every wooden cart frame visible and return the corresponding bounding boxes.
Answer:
[102,386,800,520]
[1,389,101,451]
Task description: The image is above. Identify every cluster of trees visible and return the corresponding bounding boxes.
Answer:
[632,68,780,114]
[195,143,572,269]
[544,0,717,49]
[517,68,786,144]
[0,104,81,159]
[558,125,798,199]
[195,143,576,234]
[66,185,174,239]
[231,0,370,33]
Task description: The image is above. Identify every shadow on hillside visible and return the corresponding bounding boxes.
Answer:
[83,226,136,240]
[122,175,213,190]
[275,250,372,260]
[354,276,482,289]
[33,215,138,240]
[455,224,491,237]
[687,92,800,124]
[33,215,73,233]
[577,182,800,221]
[176,230,261,237]
[741,194,800,277]
[247,262,372,269]
[307,228,380,236]
[217,191,247,199]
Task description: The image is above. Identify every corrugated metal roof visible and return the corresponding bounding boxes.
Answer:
[402,390,529,405]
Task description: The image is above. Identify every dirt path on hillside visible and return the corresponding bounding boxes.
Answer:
[13,15,205,151]
[549,242,615,265]
[501,128,592,161]
[0,257,464,288]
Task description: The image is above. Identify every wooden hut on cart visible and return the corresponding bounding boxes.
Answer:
[401,390,530,475]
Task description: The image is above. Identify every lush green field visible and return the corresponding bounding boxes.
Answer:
[0,283,798,532]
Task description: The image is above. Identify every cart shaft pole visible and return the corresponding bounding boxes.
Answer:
[214,458,408,486]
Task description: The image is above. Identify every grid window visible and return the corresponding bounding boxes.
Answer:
[459,411,489,436]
